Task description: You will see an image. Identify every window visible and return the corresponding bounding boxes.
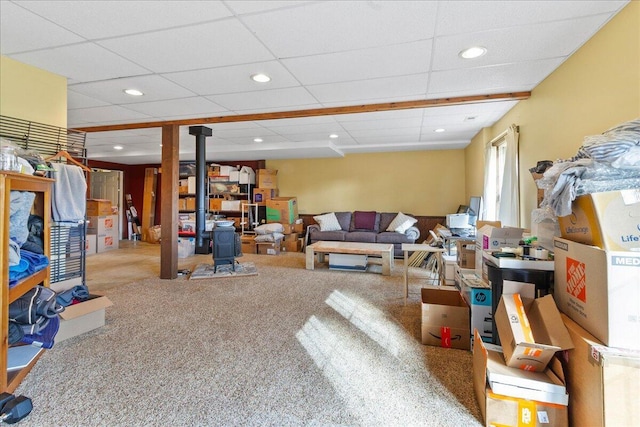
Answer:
[483,125,520,226]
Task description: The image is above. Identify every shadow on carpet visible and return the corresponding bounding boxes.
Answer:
[189,262,258,279]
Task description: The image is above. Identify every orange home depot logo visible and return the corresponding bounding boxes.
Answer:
[105,236,113,247]
[566,257,586,303]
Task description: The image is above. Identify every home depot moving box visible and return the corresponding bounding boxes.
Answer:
[553,237,640,350]
[421,287,470,350]
[494,294,573,372]
[561,314,640,427]
[557,189,640,251]
[473,331,569,427]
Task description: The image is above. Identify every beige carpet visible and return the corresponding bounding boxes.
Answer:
[16,250,482,426]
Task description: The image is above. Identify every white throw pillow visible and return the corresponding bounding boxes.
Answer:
[313,212,342,232]
[386,212,417,234]
[254,223,284,235]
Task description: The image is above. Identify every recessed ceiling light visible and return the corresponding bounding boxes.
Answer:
[434,128,445,133]
[253,138,263,143]
[459,46,487,59]
[250,73,271,83]
[329,134,339,139]
[113,145,123,150]
[123,89,144,96]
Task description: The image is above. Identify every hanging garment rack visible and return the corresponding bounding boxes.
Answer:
[45,150,92,173]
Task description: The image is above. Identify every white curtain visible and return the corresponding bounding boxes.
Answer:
[483,142,496,221]
[498,124,520,226]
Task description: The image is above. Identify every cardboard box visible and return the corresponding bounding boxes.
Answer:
[96,234,118,252]
[185,197,195,211]
[557,189,640,252]
[475,225,524,278]
[531,170,545,208]
[85,233,97,256]
[56,295,113,342]
[253,188,279,204]
[240,235,256,254]
[178,179,189,194]
[458,271,493,347]
[210,198,222,211]
[257,169,278,188]
[553,237,640,350]
[282,222,304,235]
[284,232,299,241]
[257,240,281,255]
[329,253,367,271]
[230,166,255,184]
[442,254,456,285]
[86,199,112,216]
[561,314,640,427]
[86,215,118,236]
[421,287,470,350]
[482,339,568,405]
[456,239,476,269]
[282,238,302,253]
[266,197,298,224]
[473,331,569,427]
[221,200,241,211]
[495,294,574,372]
[187,176,196,194]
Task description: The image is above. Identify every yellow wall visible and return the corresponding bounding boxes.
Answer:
[0,55,67,127]
[267,150,465,216]
[465,1,640,228]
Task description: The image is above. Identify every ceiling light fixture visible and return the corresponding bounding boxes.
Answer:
[250,73,271,83]
[434,128,445,133]
[253,138,263,143]
[113,145,124,150]
[329,134,339,139]
[123,89,144,96]
[459,46,487,59]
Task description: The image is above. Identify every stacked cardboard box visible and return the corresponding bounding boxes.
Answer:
[86,215,119,253]
[253,169,279,205]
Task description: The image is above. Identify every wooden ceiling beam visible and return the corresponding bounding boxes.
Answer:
[74,91,530,133]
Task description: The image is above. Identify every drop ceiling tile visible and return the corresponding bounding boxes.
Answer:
[266,122,344,136]
[420,130,477,142]
[348,126,421,139]
[220,135,292,145]
[241,1,438,58]
[433,14,615,71]
[0,2,85,54]
[211,127,278,139]
[67,90,111,109]
[225,1,312,15]
[281,40,432,85]
[308,74,428,104]
[69,75,196,104]
[17,0,233,39]
[428,59,563,96]
[435,0,628,35]
[340,117,423,132]
[207,87,319,111]
[11,43,150,82]
[162,61,300,95]
[257,115,339,128]
[336,109,424,123]
[98,20,275,73]
[123,97,227,117]
[68,105,151,125]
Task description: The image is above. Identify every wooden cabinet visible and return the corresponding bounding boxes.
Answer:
[1,172,53,393]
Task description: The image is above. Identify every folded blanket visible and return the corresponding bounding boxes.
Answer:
[9,249,49,288]
[51,163,87,223]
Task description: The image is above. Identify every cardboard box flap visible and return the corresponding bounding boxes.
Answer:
[527,295,574,351]
[421,287,467,308]
[59,295,113,320]
[472,329,489,421]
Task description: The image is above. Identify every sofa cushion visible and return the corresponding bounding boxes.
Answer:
[379,212,399,232]
[345,231,377,243]
[313,212,342,231]
[376,231,413,245]
[309,230,347,242]
[386,212,418,233]
[334,212,352,231]
[350,211,379,232]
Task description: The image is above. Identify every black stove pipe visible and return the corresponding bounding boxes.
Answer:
[188,125,213,254]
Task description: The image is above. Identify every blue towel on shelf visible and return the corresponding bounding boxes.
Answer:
[9,249,49,288]
[51,163,87,223]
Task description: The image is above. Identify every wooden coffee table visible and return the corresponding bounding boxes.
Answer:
[306,241,394,276]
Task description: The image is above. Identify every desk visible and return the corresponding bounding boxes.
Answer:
[401,243,446,298]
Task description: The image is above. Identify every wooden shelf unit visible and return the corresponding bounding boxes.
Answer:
[1,172,53,393]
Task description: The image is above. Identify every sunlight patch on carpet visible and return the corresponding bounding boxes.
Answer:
[189,262,258,279]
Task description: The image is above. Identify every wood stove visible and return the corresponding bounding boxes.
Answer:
[212,226,242,272]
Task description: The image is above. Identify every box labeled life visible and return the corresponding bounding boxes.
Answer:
[253,188,279,204]
[266,197,298,224]
[557,189,640,251]
[421,287,470,350]
[257,169,278,188]
[553,237,640,350]
[494,294,574,372]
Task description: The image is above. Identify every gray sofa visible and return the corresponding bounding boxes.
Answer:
[307,211,420,257]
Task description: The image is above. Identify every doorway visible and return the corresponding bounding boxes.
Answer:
[90,169,124,239]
